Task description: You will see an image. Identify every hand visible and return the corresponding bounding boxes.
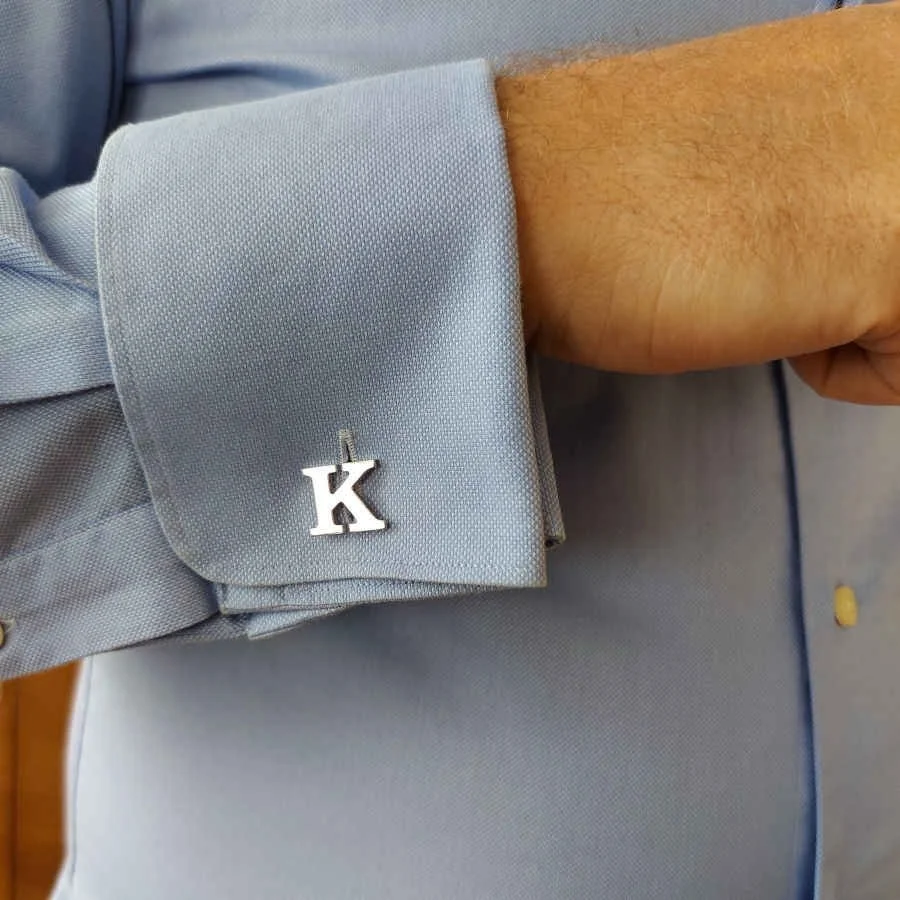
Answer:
[496,2,900,404]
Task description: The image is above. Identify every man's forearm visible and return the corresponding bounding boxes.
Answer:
[494,4,900,404]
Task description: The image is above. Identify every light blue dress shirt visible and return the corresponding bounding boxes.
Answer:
[1,0,896,898]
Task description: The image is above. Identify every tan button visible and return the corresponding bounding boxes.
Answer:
[0,620,6,649]
[834,585,859,628]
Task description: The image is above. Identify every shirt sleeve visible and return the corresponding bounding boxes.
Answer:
[1,59,564,679]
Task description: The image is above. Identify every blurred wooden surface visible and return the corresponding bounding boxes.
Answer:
[0,665,78,900]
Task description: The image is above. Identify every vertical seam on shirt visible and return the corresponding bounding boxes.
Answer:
[102,0,128,135]
[771,360,818,900]
[62,657,95,896]
[101,0,118,136]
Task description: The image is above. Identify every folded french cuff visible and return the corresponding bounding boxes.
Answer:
[95,59,563,624]
[0,503,219,678]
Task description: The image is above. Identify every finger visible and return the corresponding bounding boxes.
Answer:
[789,345,900,405]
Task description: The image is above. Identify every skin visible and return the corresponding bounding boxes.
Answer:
[495,2,900,404]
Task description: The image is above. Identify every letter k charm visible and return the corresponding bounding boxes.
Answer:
[301,459,387,536]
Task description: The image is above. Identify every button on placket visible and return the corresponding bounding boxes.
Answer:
[833,585,859,629]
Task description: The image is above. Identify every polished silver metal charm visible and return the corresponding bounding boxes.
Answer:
[302,459,387,536]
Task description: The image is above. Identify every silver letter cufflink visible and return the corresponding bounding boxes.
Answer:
[302,459,387,536]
